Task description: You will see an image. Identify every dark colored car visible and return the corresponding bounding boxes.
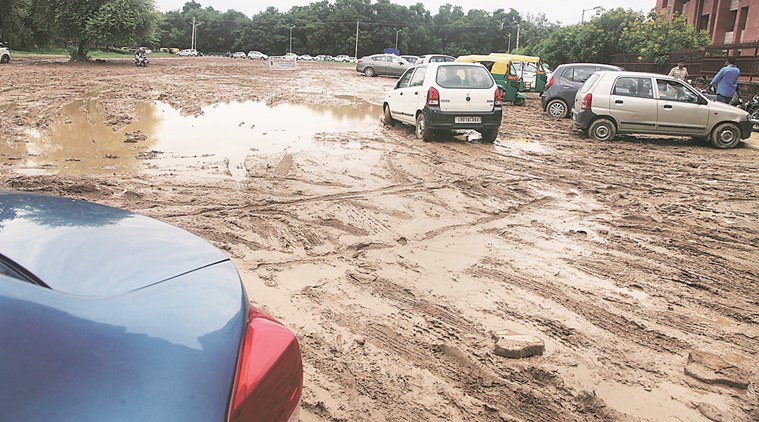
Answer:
[541,63,623,118]
[0,192,302,422]
[356,53,411,77]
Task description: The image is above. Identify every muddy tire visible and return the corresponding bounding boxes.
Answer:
[383,104,395,126]
[480,128,499,143]
[0,55,9,64]
[415,113,432,142]
[588,118,616,141]
[363,67,376,77]
[512,97,525,106]
[710,122,741,149]
[546,99,568,119]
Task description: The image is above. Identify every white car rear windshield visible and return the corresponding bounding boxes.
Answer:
[436,65,494,89]
[579,73,601,93]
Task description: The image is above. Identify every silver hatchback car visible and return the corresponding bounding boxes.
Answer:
[572,71,752,148]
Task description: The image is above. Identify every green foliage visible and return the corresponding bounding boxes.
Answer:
[534,8,711,66]
[621,11,710,64]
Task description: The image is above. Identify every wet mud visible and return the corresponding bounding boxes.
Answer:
[1,57,757,421]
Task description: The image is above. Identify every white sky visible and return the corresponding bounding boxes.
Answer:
[155,0,656,25]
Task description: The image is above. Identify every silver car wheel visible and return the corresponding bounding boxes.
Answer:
[546,100,567,119]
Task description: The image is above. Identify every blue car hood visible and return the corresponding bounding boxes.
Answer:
[0,192,228,296]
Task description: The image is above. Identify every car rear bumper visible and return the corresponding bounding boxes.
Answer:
[739,120,753,139]
[423,106,502,130]
[572,108,597,129]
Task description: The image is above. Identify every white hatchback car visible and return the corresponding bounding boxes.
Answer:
[0,44,10,64]
[247,51,268,60]
[383,62,503,142]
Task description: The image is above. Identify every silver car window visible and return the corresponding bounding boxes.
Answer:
[656,79,700,103]
[612,77,654,99]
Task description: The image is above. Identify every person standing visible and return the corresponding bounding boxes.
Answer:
[710,57,740,104]
[668,59,689,82]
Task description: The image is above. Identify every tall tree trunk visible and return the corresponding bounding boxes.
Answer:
[75,38,88,61]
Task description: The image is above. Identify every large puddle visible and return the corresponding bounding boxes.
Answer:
[9,99,381,179]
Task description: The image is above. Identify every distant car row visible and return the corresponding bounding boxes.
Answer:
[228,51,357,62]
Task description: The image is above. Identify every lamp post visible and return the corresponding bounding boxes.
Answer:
[508,34,511,53]
[289,25,296,54]
[189,17,201,51]
[581,6,601,23]
[395,29,401,51]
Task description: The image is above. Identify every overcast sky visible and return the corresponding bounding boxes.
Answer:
[155,0,656,25]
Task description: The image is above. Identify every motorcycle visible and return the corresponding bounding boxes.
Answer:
[700,84,743,107]
[742,94,759,130]
[134,53,149,67]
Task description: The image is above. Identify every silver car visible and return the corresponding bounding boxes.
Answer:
[572,71,752,148]
[356,54,411,77]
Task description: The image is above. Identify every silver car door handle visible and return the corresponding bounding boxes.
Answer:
[663,105,672,109]
[615,100,623,104]
[562,85,571,88]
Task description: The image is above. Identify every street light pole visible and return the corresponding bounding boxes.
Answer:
[508,34,511,53]
[191,17,196,50]
[582,6,601,23]
[516,23,520,50]
[395,29,401,51]
[289,25,295,54]
[355,21,359,59]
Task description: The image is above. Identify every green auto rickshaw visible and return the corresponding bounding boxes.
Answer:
[455,55,527,105]
[490,54,548,93]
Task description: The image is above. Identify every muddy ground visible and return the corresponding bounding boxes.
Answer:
[1,57,758,421]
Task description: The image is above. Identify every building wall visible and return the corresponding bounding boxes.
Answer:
[657,0,759,45]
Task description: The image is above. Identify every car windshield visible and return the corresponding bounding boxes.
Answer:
[436,65,494,89]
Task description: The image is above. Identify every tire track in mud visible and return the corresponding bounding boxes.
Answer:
[318,273,611,421]
[471,264,691,355]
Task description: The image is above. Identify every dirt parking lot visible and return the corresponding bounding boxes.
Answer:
[2,56,758,421]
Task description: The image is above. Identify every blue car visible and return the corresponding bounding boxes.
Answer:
[0,192,302,421]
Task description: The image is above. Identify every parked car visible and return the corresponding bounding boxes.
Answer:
[383,62,502,142]
[334,55,351,62]
[284,53,298,59]
[401,55,420,64]
[247,51,268,60]
[347,56,357,63]
[231,51,246,59]
[356,54,411,77]
[542,63,624,119]
[315,55,334,61]
[176,49,198,56]
[0,43,10,63]
[298,54,314,61]
[572,71,753,148]
[416,54,455,64]
[0,192,303,421]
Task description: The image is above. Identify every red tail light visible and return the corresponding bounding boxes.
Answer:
[227,305,303,422]
[494,87,503,106]
[427,87,440,106]
[545,74,554,91]
[581,93,592,110]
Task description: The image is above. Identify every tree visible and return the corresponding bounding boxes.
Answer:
[46,0,160,60]
[621,10,710,65]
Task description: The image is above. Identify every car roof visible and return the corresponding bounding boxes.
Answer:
[422,62,486,69]
[596,70,674,79]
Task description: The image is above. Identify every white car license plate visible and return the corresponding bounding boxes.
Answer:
[455,116,481,124]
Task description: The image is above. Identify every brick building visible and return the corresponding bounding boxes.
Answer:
[657,0,758,45]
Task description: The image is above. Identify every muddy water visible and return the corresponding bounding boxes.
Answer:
[12,99,382,179]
